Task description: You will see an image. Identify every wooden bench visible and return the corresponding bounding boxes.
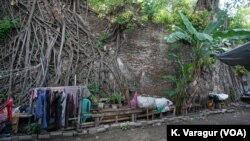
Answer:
[88,105,176,127]
[12,113,32,134]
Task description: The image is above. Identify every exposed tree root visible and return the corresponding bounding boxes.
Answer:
[0,0,126,105]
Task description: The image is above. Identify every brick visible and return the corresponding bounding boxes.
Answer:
[76,138,82,141]
[82,130,88,134]
[50,131,62,137]
[110,123,120,129]
[128,122,142,127]
[0,137,11,141]
[11,136,19,141]
[72,131,78,136]
[138,120,147,126]
[103,124,110,129]
[18,135,32,141]
[38,134,50,139]
[147,121,154,125]
[153,122,162,126]
[97,127,106,133]
[88,128,97,134]
[63,132,74,137]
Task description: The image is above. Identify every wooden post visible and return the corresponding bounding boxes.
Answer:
[173,106,176,116]
[115,115,118,123]
[77,86,82,130]
[95,118,100,127]
[146,109,149,120]
[131,114,135,122]
[160,112,163,118]
[74,75,76,86]
[152,111,154,120]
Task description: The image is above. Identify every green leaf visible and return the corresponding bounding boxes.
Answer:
[179,11,197,35]
[213,29,250,40]
[204,20,223,34]
[196,32,213,42]
[171,25,185,32]
[163,75,178,83]
[165,31,191,43]
[164,89,179,98]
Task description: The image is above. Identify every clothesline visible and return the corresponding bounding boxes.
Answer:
[29,85,91,129]
[32,85,87,89]
[31,85,91,98]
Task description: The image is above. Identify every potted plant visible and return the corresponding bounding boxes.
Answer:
[108,94,118,109]
[115,92,125,108]
[88,95,99,110]
[108,92,125,109]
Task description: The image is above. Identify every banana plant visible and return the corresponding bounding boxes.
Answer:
[166,11,213,44]
[163,56,194,115]
[166,11,250,55]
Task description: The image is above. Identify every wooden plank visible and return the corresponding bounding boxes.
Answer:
[95,117,100,127]
[82,110,169,127]
[115,115,118,123]
[81,122,94,128]
[131,114,135,122]
[92,109,147,117]
[77,87,82,130]
[92,107,174,125]
[100,117,131,124]
[146,109,149,120]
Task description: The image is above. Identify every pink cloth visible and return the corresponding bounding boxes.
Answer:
[130,92,140,110]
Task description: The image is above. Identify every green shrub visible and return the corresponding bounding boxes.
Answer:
[88,82,100,95]
[25,123,41,135]
[97,33,110,48]
[0,17,19,39]
[120,123,129,130]
[88,95,99,104]
[108,92,124,104]
[235,65,249,77]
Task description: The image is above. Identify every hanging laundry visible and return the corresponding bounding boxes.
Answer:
[35,89,48,129]
[61,92,67,127]
[30,85,91,130]
[65,93,74,127]
[54,91,62,129]
[65,86,79,110]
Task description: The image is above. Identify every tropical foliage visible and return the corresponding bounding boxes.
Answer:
[88,0,197,28]
[165,10,250,114]
[0,17,19,39]
[163,59,193,114]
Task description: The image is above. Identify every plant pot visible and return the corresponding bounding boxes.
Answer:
[92,104,98,110]
[104,104,110,109]
[207,100,214,110]
[98,103,104,109]
[111,104,118,109]
[117,103,123,108]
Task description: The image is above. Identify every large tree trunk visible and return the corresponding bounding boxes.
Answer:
[195,0,219,11]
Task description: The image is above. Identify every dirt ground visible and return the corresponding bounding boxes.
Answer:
[49,104,250,141]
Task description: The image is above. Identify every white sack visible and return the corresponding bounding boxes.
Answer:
[209,93,229,100]
[155,98,173,107]
[137,96,156,109]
